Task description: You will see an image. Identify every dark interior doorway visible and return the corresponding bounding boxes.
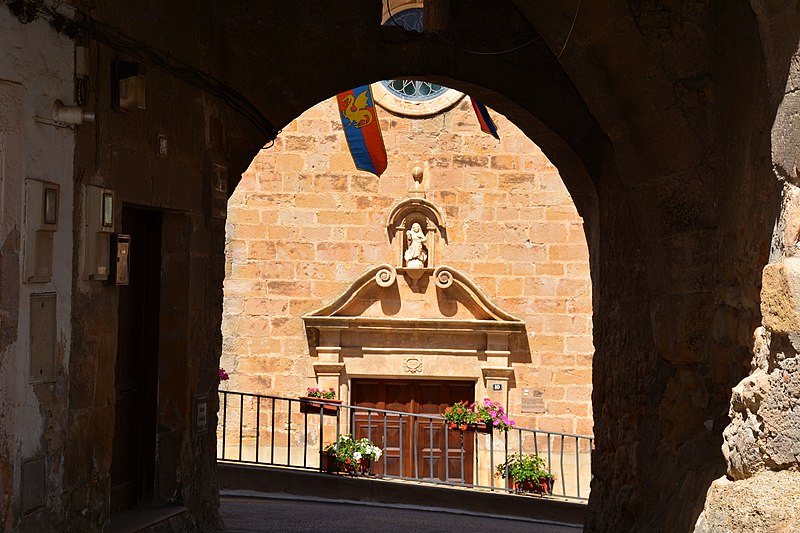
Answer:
[351,379,475,483]
[110,207,162,514]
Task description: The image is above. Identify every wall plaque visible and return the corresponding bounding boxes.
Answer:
[521,388,546,413]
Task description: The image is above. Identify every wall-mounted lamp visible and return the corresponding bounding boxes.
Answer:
[113,61,146,110]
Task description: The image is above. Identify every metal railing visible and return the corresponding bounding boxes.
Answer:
[217,390,593,501]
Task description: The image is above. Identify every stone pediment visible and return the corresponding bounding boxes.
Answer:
[302,264,525,333]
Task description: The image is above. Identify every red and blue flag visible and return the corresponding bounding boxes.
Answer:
[470,97,499,139]
[336,85,387,177]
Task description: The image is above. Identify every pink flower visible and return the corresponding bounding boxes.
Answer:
[218,368,229,381]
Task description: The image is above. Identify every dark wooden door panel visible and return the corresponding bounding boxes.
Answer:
[111,208,161,515]
[352,380,414,477]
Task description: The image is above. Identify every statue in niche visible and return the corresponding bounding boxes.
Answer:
[404,222,428,268]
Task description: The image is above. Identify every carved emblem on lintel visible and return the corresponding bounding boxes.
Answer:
[403,356,423,374]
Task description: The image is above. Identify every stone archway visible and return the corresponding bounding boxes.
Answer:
[213,3,780,530]
[47,1,793,530]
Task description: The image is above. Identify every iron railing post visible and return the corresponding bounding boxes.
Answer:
[221,391,228,460]
[255,396,261,463]
[287,399,292,466]
[270,397,275,464]
[238,394,244,461]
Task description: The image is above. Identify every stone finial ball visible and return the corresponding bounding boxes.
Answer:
[411,166,424,183]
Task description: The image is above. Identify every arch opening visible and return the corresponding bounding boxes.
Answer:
[218,84,596,497]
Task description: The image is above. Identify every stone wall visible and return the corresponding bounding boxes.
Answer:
[221,95,594,436]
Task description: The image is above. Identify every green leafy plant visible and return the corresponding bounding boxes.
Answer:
[496,453,555,494]
[442,400,478,430]
[306,387,336,399]
[495,453,547,483]
[324,434,382,473]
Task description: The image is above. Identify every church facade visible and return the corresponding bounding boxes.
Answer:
[221,87,595,438]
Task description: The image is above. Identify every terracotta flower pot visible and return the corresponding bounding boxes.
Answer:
[512,480,538,493]
[299,397,342,416]
[472,421,493,433]
[510,476,554,495]
[538,476,554,495]
[321,451,371,475]
[446,421,492,433]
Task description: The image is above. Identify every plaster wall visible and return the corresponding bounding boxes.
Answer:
[221,95,594,437]
[0,7,75,529]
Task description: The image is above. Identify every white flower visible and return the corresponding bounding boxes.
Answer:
[353,451,362,461]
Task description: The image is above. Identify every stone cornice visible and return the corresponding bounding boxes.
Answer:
[302,264,525,333]
[303,315,525,333]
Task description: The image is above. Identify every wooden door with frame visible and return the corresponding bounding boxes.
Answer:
[351,379,475,483]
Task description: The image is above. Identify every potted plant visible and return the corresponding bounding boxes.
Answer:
[495,453,555,495]
[322,434,382,475]
[443,398,517,433]
[475,398,515,431]
[299,387,342,416]
[442,400,479,431]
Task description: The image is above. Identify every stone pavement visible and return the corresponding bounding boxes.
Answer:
[219,495,582,533]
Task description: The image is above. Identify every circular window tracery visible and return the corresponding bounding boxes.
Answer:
[380,80,448,102]
[373,5,464,117]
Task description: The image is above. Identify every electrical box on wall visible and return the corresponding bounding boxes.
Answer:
[83,185,114,281]
[30,293,56,383]
[24,179,59,283]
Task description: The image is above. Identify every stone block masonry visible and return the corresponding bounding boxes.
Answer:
[221,95,594,437]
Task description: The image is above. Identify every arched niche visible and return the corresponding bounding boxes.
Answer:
[387,197,447,269]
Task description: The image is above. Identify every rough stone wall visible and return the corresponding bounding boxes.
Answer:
[696,243,800,532]
[696,3,800,528]
[0,7,76,530]
[221,96,594,436]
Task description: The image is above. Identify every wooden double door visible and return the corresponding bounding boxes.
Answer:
[351,379,475,483]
